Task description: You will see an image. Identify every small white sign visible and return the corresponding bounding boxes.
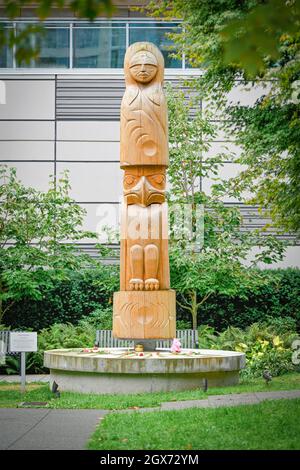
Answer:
[9,332,37,352]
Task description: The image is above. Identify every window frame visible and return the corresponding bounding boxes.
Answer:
[0,18,186,71]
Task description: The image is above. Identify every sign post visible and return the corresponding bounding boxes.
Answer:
[9,332,37,393]
[20,352,26,393]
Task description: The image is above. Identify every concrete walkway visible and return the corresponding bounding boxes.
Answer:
[0,408,108,450]
[113,389,300,414]
[161,389,300,410]
[0,375,49,383]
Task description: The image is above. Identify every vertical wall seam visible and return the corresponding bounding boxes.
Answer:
[54,74,57,188]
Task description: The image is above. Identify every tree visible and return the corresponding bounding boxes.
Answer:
[0,165,98,323]
[0,0,113,63]
[220,0,300,76]
[166,85,285,330]
[144,0,300,235]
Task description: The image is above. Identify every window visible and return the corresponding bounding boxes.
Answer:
[73,23,126,68]
[0,20,184,69]
[0,24,13,67]
[16,24,70,68]
[129,22,181,68]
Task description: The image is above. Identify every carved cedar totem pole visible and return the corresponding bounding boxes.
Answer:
[113,42,176,340]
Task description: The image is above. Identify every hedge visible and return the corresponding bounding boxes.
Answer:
[177,268,300,331]
[4,266,119,331]
[3,267,300,332]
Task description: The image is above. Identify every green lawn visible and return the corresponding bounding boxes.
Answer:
[87,399,300,450]
[0,372,299,409]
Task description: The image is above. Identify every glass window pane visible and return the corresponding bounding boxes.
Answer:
[16,25,69,68]
[129,23,182,68]
[73,26,126,68]
[0,26,13,67]
[73,21,125,28]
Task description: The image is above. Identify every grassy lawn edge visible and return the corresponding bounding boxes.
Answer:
[0,372,299,410]
[87,398,300,450]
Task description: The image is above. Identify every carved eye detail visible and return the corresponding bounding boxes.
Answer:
[124,175,138,187]
[148,174,165,187]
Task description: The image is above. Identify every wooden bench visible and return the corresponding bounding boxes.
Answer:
[0,330,19,356]
[95,329,199,349]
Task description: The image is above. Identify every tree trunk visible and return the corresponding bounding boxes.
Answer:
[191,290,198,330]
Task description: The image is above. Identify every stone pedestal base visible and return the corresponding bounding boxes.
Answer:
[113,290,176,339]
[44,348,246,394]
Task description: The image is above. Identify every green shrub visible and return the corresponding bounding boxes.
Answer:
[198,318,299,378]
[3,267,300,334]
[26,311,116,373]
[187,268,300,331]
[4,266,119,330]
[259,316,297,335]
[24,322,97,373]
[78,306,113,330]
[242,343,294,378]
[2,356,20,375]
[176,319,192,330]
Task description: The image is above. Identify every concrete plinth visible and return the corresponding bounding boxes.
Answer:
[44,348,245,395]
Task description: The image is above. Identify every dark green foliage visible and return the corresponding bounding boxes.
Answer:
[4,266,119,331]
[176,269,300,331]
[79,306,113,330]
[3,267,300,333]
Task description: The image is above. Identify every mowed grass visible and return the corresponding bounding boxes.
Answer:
[0,372,299,409]
[87,399,300,450]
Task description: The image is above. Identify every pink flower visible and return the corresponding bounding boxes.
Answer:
[171,338,181,353]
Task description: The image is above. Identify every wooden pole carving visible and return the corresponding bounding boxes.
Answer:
[113,42,176,340]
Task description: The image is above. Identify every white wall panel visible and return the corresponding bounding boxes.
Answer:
[57,141,119,161]
[226,82,271,106]
[204,141,242,161]
[0,121,54,140]
[203,81,272,120]
[0,80,55,120]
[202,162,250,202]
[5,162,54,191]
[56,162,122,202]
[246,246,300,269]
[80,203,120,241]
[0,141,54,160]
[57,121,120,141]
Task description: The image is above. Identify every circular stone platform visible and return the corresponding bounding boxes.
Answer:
[44,348,245,394]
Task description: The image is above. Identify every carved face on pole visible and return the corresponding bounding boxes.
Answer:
[123,167,166,206]
[121,42,168,168]
[129,51,158,84]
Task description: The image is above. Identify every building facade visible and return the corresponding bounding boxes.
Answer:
[0,2,299,267]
